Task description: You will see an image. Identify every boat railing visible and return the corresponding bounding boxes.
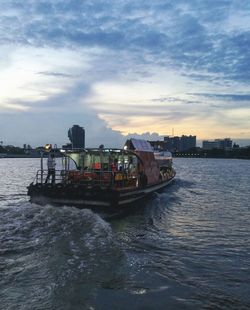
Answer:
[33,170,68,185]
[33,169,139,189]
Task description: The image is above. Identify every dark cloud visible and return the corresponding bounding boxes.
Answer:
[188,92,250,110]
[190,93,250,101]
[152,97,200,105]
[37,71,79,78]
[1,0,249,84]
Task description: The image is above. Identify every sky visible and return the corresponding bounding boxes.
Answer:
[0,0,250,147]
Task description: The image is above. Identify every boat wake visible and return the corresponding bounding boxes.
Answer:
[0,202,125,309]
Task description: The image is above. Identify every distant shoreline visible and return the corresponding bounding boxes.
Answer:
[0,155,41,158]
[173,155,250,160]
[0,154,249,160]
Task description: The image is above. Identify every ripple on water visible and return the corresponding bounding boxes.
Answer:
[0,158,250,309]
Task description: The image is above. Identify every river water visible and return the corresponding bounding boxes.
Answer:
[0,158,249,309]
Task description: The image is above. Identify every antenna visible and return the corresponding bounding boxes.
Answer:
[172,128,174,136]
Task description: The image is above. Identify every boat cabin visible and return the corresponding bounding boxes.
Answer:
[60,147,144,189]
[33,139,174,191]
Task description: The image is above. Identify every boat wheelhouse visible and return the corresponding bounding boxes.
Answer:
[27,139,175,208]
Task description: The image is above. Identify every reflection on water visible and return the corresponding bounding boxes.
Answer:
[0,158,250,309]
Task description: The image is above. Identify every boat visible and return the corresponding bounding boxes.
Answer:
[27,139,175,209]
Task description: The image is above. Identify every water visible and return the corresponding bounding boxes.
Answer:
[0,158,249,309]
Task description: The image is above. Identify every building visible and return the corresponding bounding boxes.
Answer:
[202,138,232,150]
[149,135,196,152]
[216,138,233,150]
[202,141,216,150]
[163,136,180,152]
[179,135,196,151]
[68,125,85,149]
[163,135,196,152]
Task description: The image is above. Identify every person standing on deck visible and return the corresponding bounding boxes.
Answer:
[45,153,56,184]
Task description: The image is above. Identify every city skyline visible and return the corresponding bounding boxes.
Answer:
[0,133,248,150]
[0,1,250,147]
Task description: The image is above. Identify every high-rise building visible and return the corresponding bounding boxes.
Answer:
[68,125,85,149]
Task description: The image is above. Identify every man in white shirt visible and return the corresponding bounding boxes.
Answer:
[45,153,56,184]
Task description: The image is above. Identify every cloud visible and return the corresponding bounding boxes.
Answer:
[37,71,79,78]
[190,93,250,101]
[0,111,125,148]
[188,92,250,110]
[1,0,249,83]
[0,0,250,144]
[125,132,163,141]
